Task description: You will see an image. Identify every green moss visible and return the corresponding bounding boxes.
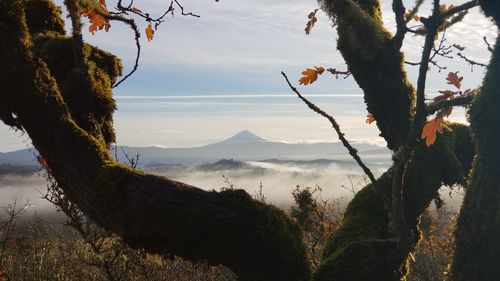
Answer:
[314,126,473,281]
[24,0,65,36]
[22,0,123,147]
[89,165,312,281]
[452,8,500,277]
[333,0,415,149]
[32,34,122,146]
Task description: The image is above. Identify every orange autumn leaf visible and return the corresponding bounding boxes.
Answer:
[145,24,155,42]
[421,117,444,146]
[82,0,110,34]
[299,66,325,85]
[37,156,48,168]
[446,71,463,89]
[366,113,375,124]
[305,9,318,35]
[315,66,325,74]
[405,12,420,21]
[132,6,142,13]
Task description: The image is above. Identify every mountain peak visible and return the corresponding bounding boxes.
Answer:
[218,130,267,144]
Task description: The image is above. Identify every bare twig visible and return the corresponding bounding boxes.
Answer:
[392,0,443,248]
[112,19,140,88]
[281,71,390,211]
[0,200,27,267]
[95,0,199,87]
[405,60,420,66]
[114,0,199,28]
[90,12,142,88]
[120,146,140,168]
[484,36,494,52]
[456,52,487,70]
[326,68,351,79]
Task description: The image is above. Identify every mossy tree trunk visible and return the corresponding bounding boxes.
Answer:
[452,1,500,280]
[314,0,475,280]
[313,124,473,281]
[0,0,494,280]
[0,1,310,280]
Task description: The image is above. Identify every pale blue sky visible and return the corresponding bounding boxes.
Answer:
[0,0,496,151]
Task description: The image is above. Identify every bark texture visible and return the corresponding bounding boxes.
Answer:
[319,0,415,150]
[452,1,500,279]
[0,1,311,280]
[313,124,473,281]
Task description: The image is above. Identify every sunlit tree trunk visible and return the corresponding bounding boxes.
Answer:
[452,1,500,280]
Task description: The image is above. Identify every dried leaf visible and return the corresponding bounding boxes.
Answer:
[439,4,455,14]
[446,71,463,89]
[82,1,110,34]
[315,66,325,74]
[132,6,142,13]
[404,12,419,21]
[366,113,375,124]
[298,66,325,85]
[145,23,154,42]
[305,9,318,35]
[421,117,444,146]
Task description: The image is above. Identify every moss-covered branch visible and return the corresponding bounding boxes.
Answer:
[0,1,310,280]
[319,0,415,150]
[314,124,473,281]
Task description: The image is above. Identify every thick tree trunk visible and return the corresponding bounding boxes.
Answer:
[319,0,415,150]
[316,1,477,280]
[452,2,500,279]
[313,124,473,281]
[0,1,311,280]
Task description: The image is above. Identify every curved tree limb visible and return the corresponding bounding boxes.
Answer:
[0,2,310,280]
[319,0,415,150]
[281,71,391,212]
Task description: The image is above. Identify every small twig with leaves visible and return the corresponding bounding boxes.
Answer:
[81,0,201,87]
[484,36,493,53]
[0,200,27,267]
[114,0,199,29]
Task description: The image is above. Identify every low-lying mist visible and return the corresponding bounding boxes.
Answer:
[0,159,463,221]
[147,160,385,209]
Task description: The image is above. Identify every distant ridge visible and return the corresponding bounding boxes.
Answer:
[216,130,267,145]
[0,130,390,165]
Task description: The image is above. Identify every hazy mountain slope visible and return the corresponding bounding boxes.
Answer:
[0,130,391,165]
